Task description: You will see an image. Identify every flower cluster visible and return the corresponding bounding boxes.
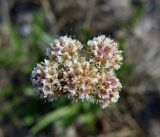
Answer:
[87,35,123,70]
[31,35,123,108]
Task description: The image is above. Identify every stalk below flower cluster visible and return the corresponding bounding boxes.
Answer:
[31,35,123,108]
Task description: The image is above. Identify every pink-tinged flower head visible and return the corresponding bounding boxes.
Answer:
[87,35,123,70]
[47,36,83,63]
[31,35,123,108]
[94,70,122,107]
[31,59,61,100]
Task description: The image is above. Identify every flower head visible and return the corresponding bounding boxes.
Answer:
[87,35,123,70]
[47,36,82,63]
[31,35,123,108]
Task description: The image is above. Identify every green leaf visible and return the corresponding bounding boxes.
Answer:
[79,112,96,132]
[31,103,80,134]
[24,115,34,126]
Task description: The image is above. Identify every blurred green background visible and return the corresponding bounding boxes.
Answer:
[0,0,160,137]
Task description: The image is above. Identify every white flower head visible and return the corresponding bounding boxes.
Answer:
[31,35,123,108]
[87,35,123,70]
